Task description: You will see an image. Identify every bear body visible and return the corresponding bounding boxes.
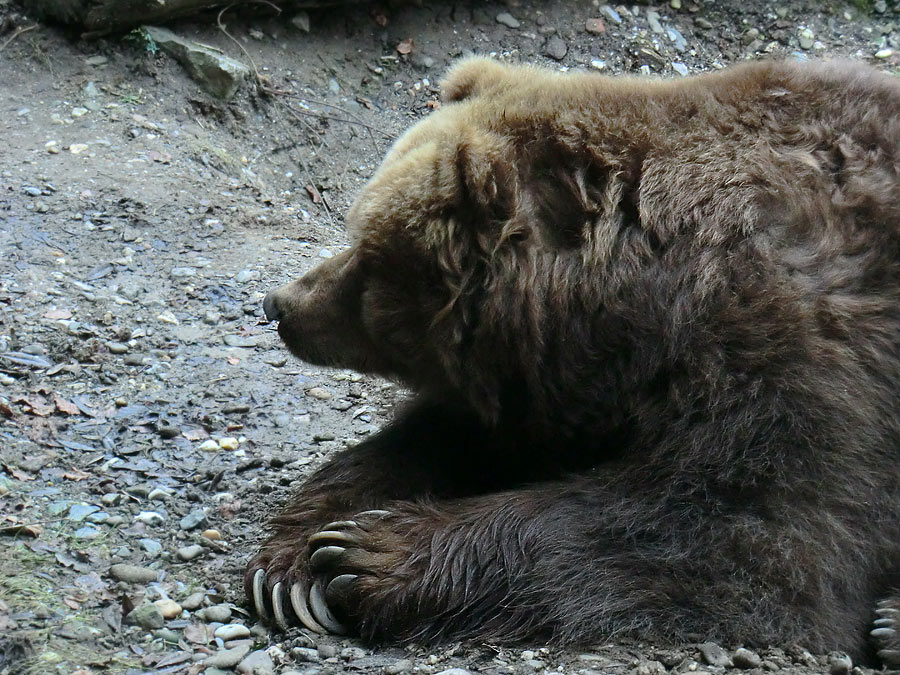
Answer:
[248,59,900,661]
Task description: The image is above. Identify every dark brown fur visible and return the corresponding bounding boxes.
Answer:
[247,58,900,662]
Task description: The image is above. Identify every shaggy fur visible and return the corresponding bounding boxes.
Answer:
[247,58,900,662]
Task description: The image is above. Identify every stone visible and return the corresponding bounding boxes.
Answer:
[177,544,205,561]
[585,18,605,34]
[127,602,165,629]
[181,591,206,610]
[699,643,732,668]
[154,598,182,619]
[236,649,275,674]
[180,509,208,530]
[142,25,251,99]
[205,645,251,669]
[732,648,762,669]
[109,563,158,583]
[201,604,232,623]
[543,36,568,60]
[496,12,520,29]
[215,623,251,640]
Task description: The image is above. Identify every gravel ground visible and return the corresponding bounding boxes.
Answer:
[1,0,898,673]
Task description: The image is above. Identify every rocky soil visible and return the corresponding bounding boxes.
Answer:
[1,0,898,673]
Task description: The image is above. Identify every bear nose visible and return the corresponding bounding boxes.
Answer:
[263,291,282,322]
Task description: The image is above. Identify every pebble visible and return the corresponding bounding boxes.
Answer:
[699,642,732,668]
[154,628,181,643]
[74,526,100,538]
[236,269,259,283]
[237,649,275,674]
[181,591,207,610]
[218,437,239,451]
[127,602,165,629]
[292,648,320,662]
[201,604,233,623]
[205,645,251,669]
[70,143,89,154]
[124,353,145,366]
[154,598,182,619]
[384,660,413,674]
[496,12,520,29]
[672,62,689,76]
[435,670,475,675]
[799,28,814,50]
[223,334,263,348]
[140,538,163,555]
[829,653,853,675]
[170,267,197,278]
[317,644,338,659]
[109,563,158,583]
[199,439,220,452]
[216,623,251,640]
[148,487,174,501]
[647,10,664,34]
[543,35,568,60]
[585,18,605,34]
[177,544,206,561]
[599,5,622,24]
[875,48,894,59]
[307,387,332,400]
[134,510,165,525]
[68,503,99,521]
[180,509,208,530]
[732,648,761,669]
[202,529,222,540]
[107,341,129,353]
[341,647,367,661]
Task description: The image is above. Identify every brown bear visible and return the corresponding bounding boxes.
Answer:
[246,58,900,663]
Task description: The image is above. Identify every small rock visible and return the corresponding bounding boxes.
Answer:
[170,267,197,278]
[585,18,605,34]
[177,544,206,561]
[199,439,220,452]
[672,62,689,76]
[733,648,762,669]
[699,643,732,668]
[143,25,250,99]
[237,649,275,675]
[341,647,367,661]
[68,503,99,522]
[109,563,158,583]
[134,511,165,525]
[216,623,251,640]
[218,437,239,451]
[307,387,331,400]
[86,55,108,66]
[107,341,129,354]
[202,529,222,540]
[74,526,100,538]
[875,48,894,59]
[223,334,263,348]
[292,648,320,663]
[236,269,259,283]
[496,12,520,29]
[181,591,207,610]
[70,143,89,155]
[435,670,475,675]
[543,35,568,60]
[599,5,622,24]
[127,602,165,629]
[798,28,814,50]
[180,510,208,530]
[201,604,233,623]
[828,653,852,675]
[670,0,682,8]
[205,645,251,669]
[148,487,174,501]
[140,538,163,555]
[154,598,182,619]
[291,12,310,32]
[154,628,181,643]
[385,660,413,674]
[317,644,338,659]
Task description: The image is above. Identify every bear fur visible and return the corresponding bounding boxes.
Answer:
[247,58,900,662]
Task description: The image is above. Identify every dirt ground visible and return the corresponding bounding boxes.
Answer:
[0,0,898,673]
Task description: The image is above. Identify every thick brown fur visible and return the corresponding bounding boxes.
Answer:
[248,58,900,662]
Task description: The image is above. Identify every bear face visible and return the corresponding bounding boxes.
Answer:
[251,57,900,661]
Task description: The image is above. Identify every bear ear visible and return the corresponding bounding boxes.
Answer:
[441,57,513,103]
[452,131,517,224]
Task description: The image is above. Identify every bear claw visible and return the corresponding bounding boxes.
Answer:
[310,545,347,571]
[290,579,327,634]
[252,569,269,621]
[271,581,290,630]
[309,578,348,634]
[326,573,358,604]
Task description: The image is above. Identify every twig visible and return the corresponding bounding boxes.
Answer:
[297,152,335,227]
[217,1,291,95]
[299,95,395,140]
[0,24,37,53]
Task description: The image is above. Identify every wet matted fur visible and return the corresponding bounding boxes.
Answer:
[248,58,900,663]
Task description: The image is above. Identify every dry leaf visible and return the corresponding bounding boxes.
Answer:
[304,184,321,204]
[54,395,80,415]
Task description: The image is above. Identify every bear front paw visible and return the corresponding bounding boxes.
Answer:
[245,538,346,635]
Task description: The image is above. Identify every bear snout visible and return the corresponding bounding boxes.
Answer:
[263,290,283,323]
